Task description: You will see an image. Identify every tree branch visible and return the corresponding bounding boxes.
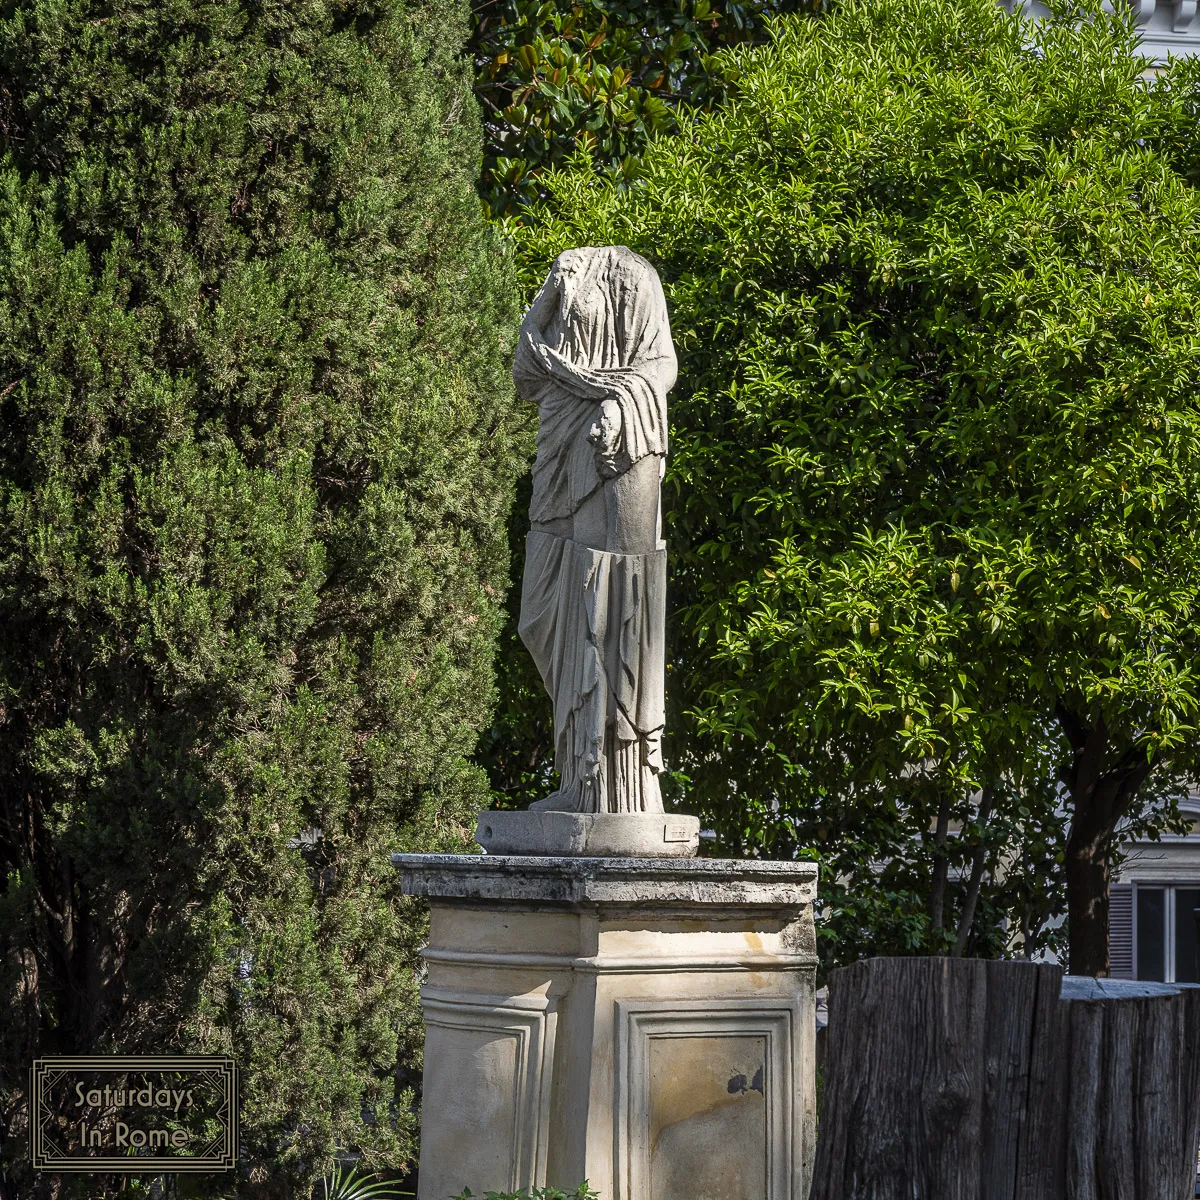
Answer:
[952,785,996,957]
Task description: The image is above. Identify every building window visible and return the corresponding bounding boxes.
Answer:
[1132,886,1200,983]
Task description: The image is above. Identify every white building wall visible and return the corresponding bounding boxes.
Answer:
[1000,0,1200,62]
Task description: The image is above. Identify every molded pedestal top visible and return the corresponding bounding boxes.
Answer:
[392,852,818,907]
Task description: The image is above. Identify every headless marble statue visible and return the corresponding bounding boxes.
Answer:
[513,246,677,815]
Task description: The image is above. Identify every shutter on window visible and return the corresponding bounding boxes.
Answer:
[1110,883,1134,979]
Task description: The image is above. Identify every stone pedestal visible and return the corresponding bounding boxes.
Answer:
[393,854,818,1200]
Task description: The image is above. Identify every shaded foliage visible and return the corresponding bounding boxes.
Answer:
[469,0,823,216]
[0,0,522,1194]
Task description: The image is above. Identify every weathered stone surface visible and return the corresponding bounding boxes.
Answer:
[475,810,700,858]
[399,854,819,1200]
[648,1033,768,1200]
[393,851,818,908]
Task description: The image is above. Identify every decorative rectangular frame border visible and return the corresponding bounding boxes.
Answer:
[420,987,558,1191]
[31,1055,238,1173]
[613,998,802,1200]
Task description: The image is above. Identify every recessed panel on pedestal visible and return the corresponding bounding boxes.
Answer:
[615,999,800,1200]
[648,1033,768,1200]
[417,988,556,1200]
[421,1021,518,1193]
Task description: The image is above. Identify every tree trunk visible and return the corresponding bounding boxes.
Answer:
[1065,823,1110,977]
[952,786,995,957]
[1019,903,1035,960]
[1055,705,1156,977]
[929,789,952,942]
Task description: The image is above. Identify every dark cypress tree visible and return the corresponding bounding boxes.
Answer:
[0,0,521,1193]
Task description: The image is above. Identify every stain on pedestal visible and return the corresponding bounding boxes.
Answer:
[648,1035,768,1200]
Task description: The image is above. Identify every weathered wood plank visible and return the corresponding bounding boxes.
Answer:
[1179,988,1200,1194]
[811,957,1048,1199]
[919,957,986,1200]
[1064,995,1102,1200]
[1134,992,1181,1200]
[1097,997,1136,1199]
[1013,961,1068,1200]
[812,961,1200,1200]
[1060,978,1200,1200]
[981,960,1041,1200]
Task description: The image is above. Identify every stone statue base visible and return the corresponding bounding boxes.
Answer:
[475,810,700,857]
[393,854,818,1200]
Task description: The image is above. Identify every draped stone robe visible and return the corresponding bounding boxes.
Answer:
[513,246,677,814]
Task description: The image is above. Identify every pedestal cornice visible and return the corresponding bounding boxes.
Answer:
[392,852,818,908]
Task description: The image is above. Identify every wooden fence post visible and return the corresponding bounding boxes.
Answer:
[809,958,1200,1200]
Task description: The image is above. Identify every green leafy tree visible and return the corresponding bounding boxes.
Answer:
[469,0,822,217]
[471,0,831,801]
[0,0,521,1193]
[508,0,1200,974]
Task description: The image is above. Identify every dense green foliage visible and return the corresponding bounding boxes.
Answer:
[0,0,521,1194]
[469,0,821,216]
[454,1184,599,1200]
[508,0,1200,970]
